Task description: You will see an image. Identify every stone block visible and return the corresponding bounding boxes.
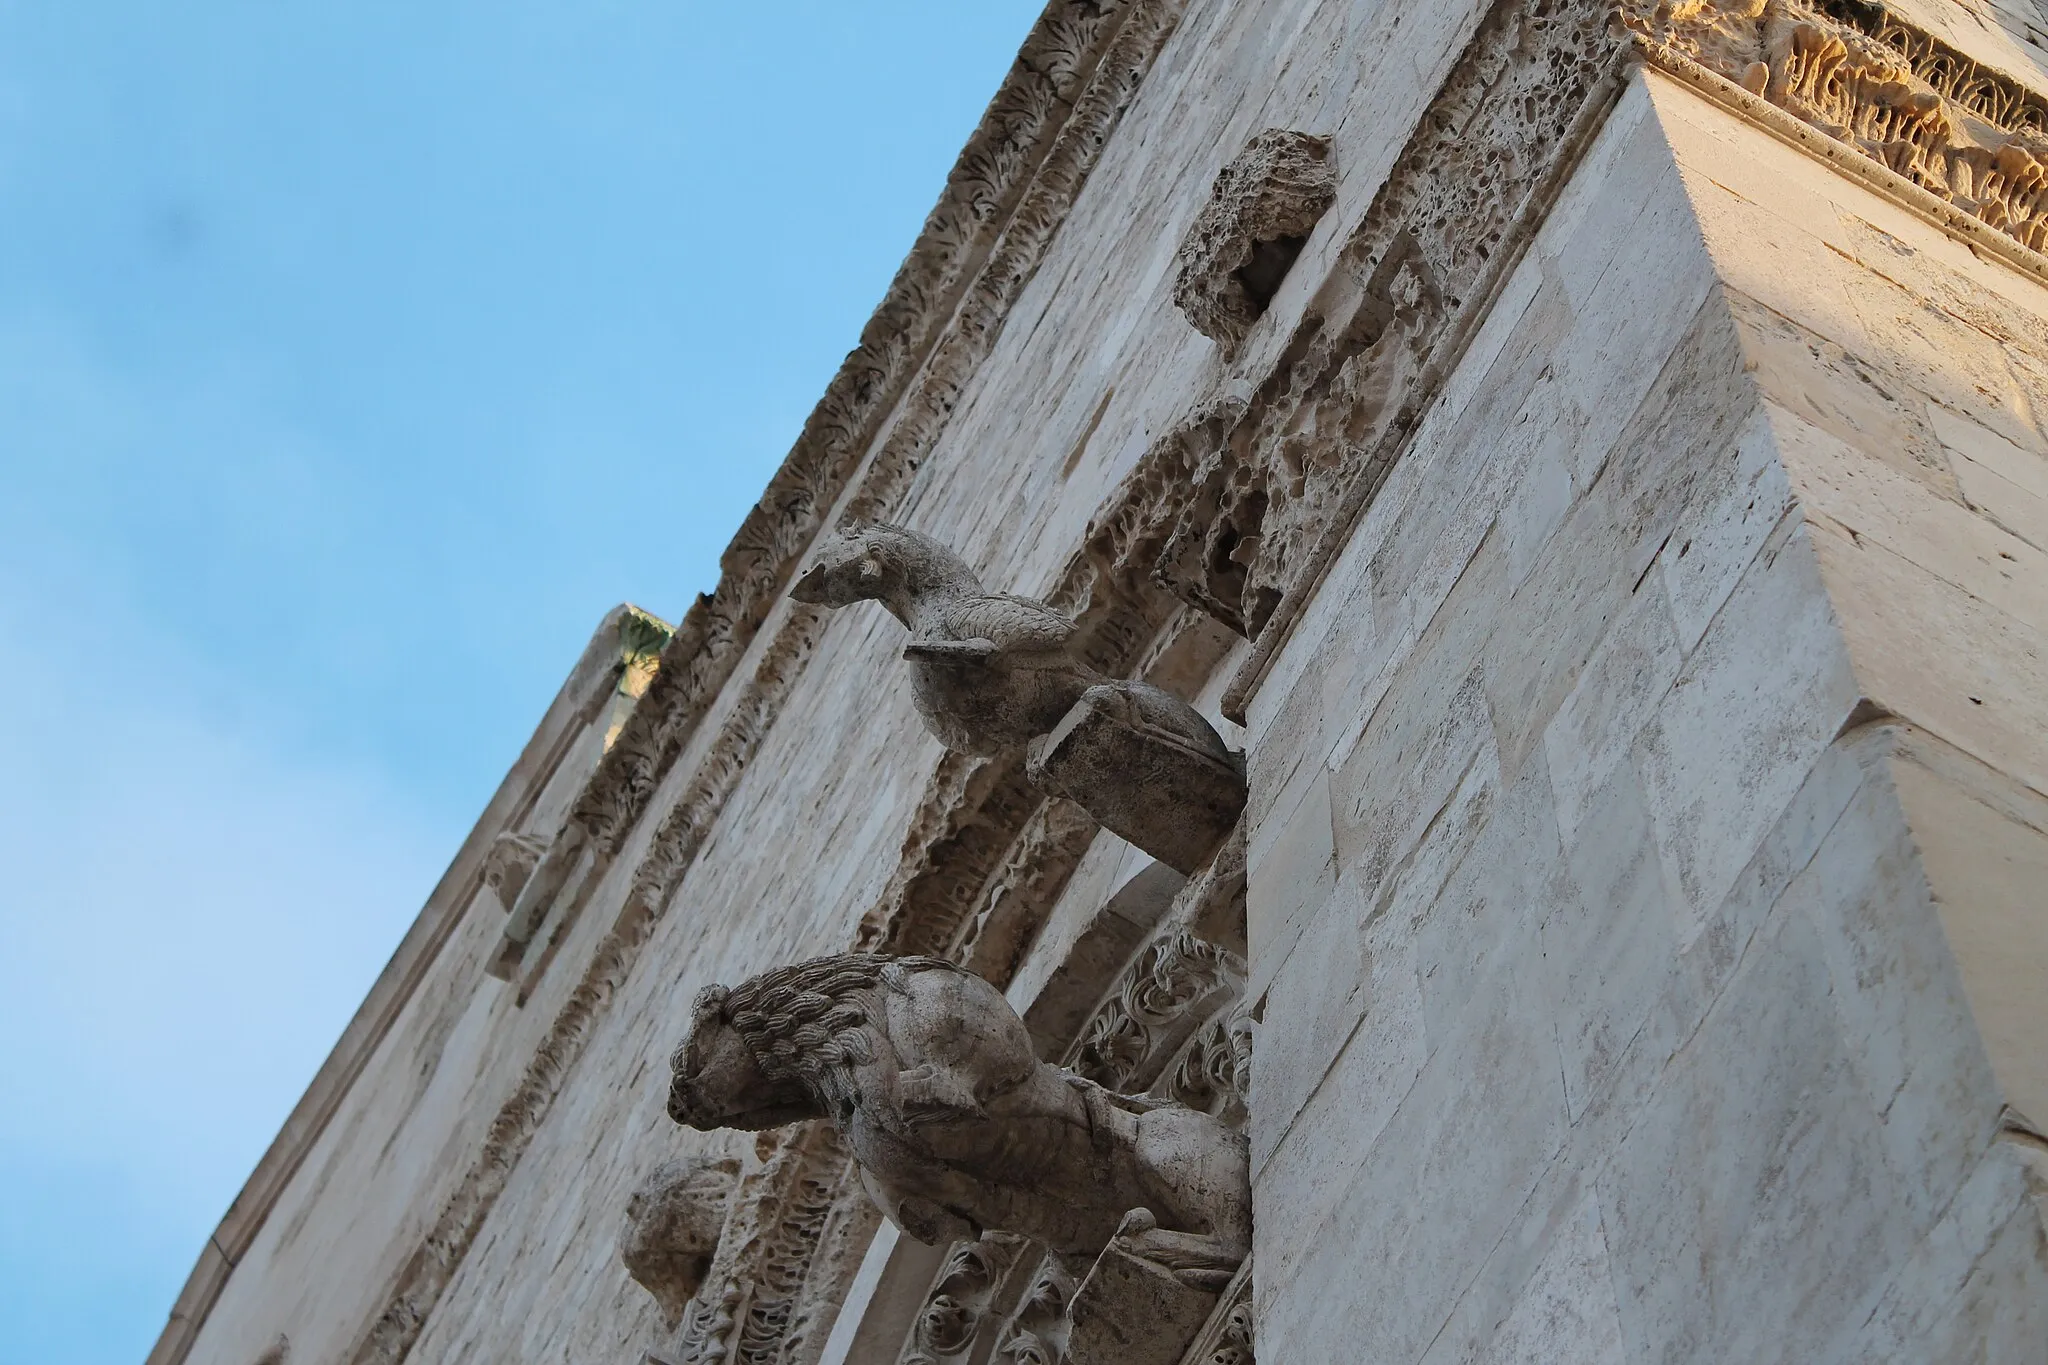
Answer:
[1658,404,1795,652]
[1244,771,1333,992]
[1064,1242,1219,1365]
[1467,1193,1627,1365]
[1248,876,1369,1168]
[1598,909,1905,1364]
[1837,1141,2048,1364]
[1679,727,1871,991]
[1541,762,1687,1121]
[1411,746,1567,1047]
[1932,402,2048,553]
[1251,874,1422,1176]
[1635,515,1861,937]
[1674,164,1871,362]
[1891,750,2048,1139]
[1777,402,2048,631]
[1590,289,1761,591]
[1480,487,1635,783]
[1728,290,1960,499]
[1495,390,1581,589]
[1027,679,1247,876]
[1332,667,1496,903]
[1807,514,2048,797]
[1789,774,2003,1237]
[1257,907,1567,1365]
[1543,569,1684,847]
[1835,266,2041,462]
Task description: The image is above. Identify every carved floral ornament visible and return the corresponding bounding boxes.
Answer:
[1621,0,2048,252]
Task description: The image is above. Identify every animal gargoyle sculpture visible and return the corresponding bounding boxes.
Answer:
[666,953,1250,1289]
[790,523,1245,872]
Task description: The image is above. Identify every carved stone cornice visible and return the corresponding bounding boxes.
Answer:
[1622,0,2048,256]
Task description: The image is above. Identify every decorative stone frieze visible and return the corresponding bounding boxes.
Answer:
[902,1234,1033,1364]
[991,1257,1076,1365]
[1623,0,2048,253]
[1070,928,1245,1095]
[667,954,1250,1278]
[1173,130,1338,348]
[792,523,1245,873]
[621,1155,743,1327]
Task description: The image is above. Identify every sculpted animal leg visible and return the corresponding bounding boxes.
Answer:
[895,1061,987,1124]
[902,636,999,664]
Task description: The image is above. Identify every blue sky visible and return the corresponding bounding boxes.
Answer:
[0,4,1042,1359]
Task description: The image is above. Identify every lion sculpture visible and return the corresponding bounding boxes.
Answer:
[666,953,1249,1285]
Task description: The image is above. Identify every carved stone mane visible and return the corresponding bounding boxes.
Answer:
[692,953,953,1097]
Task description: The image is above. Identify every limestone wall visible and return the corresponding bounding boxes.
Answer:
[1241,67,2048,1365]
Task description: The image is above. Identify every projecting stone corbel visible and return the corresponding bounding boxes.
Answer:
[485,821,592,981]
[480,828,550,911]
[789,522,1245,873]
[619,1155,743,1327]
[1172,129,1336,349]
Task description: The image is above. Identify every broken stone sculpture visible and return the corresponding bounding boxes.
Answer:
[619,1154,742,1326]
[790,522,1245,871]
[1172,128,1336,348]
[665,953,1249,1289]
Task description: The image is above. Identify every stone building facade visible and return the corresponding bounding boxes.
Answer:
[151,2,2048,1362]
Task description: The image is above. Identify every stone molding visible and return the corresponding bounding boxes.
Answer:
[1626,0,2048,251]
